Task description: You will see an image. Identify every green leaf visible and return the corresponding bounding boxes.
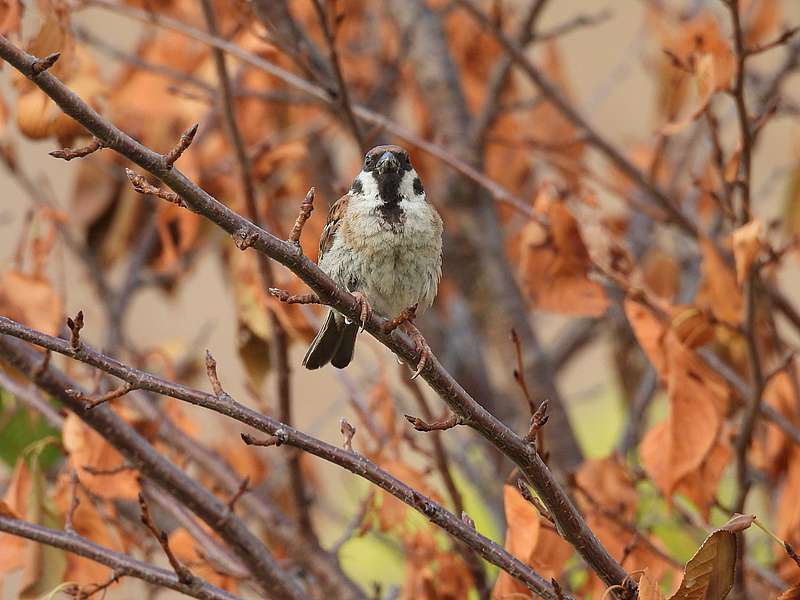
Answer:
[0,390,61,468]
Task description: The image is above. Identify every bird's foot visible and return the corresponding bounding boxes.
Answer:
[348,291,372,332]
[269,289,320,305]
[383,303,418,335]
[401,320,431,380]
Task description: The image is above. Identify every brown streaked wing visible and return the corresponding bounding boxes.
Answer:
[319,193,350,259]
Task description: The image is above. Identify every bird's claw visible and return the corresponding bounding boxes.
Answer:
[350,292,372,332]
[402,321,431,380]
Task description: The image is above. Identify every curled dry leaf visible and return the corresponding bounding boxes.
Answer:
[403,529,474,600]
[628,301,731,514]
[741,0,782,46]
[778,583,800,600]
[719,513,756,533]
[54,474,125,585]
[670,306,715,349]
[0,456,67,596]
[575,458,675,597]
[732,220,764,285]
[169,528,240,592]
[0,500,18,518]
[0,0,22,38]
[660,53,717,136]
[753,371,800,477]
[651,9,735,120]
[519,190,608,317]
[668,529,736,600]
[639,568,666,600]
[0,270,63,336]
[493,484,572,599]
[62,413,140,501]
[697,239,742,325]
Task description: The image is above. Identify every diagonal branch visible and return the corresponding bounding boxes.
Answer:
[0,333,305,600]
[0,36,630,593]
[0,515,240,600]
[0,319,571,600]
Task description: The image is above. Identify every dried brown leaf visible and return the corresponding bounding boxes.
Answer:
[520,193,608,316]
[668,529,736,600]
[732,220,763,285]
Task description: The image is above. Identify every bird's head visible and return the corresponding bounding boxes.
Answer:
[351,145,425,204]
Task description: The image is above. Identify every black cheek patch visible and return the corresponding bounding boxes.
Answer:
[413,177,424,196]
[351,178,363,194]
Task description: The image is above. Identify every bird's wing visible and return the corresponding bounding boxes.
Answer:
[319,192,350,259]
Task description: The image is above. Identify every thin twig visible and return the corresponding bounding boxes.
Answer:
[404,411,464,432]
[65,470,81,534]
[138,493,196,585]
[31,51,60,75]
[68,383,136,409]
[288,188,315,246]
[66,311,84,349]
[0,515,238,600]
[311,0,366,150]
[126,169,185,206]
[205,350,228,398]
[49,137,104,161]
[163,123,198,168]
[0,318,572,600]
[340,418,356,452]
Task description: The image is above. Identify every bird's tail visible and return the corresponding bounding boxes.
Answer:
[303,309,358,369]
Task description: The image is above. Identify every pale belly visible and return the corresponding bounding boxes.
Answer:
[319,206,441,318]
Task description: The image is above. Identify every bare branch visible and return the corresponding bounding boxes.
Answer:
[125,168,185,207]
[0,33,630,590]
[65,470,81,534]
[163,123,198,168]
[68,383,136,409]
[288,188,315,246]
[0,317,571,599]
[66,310,84,350]
[241,432,284,447]
[404,411,464,432]
[0,515,238,600]
[49,137,104,161]
[339,418,356,452]
[524,399,550,443]
[31,51,60,75]
[204,350,227,398]
[0,333,305,599]
[138,493,196,585]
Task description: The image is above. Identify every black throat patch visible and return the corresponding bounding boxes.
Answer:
[375,173,404,229]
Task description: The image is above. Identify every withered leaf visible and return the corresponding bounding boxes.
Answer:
[668,529,736,600]
[731,220,763,285]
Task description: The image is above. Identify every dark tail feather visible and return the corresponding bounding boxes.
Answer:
[303,310,343,369]
[331,322,358,369]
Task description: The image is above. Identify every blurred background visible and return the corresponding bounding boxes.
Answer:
[1,0,799,598]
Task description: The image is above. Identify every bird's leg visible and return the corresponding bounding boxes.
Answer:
[400,320,432,380]
[269,288,321,304]
[382,303,418,335]
[349,291,373,332]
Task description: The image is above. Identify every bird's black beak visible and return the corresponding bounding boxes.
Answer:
[376,151,400,175]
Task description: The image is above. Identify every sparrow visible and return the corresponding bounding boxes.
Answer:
[303,145,443,375]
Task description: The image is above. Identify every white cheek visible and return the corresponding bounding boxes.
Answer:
[400,169,425,202]
[356,172,380,199]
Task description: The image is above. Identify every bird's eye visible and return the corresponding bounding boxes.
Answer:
[364,156,374,170]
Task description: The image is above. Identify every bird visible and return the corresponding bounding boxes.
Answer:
[303,144,443,376]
